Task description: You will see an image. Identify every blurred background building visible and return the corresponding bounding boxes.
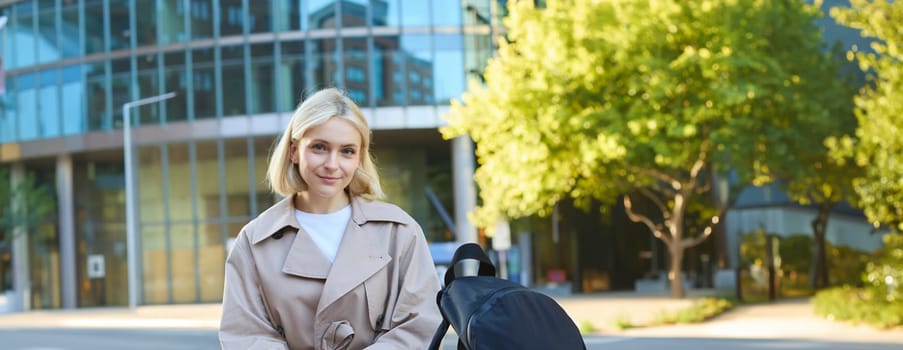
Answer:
[0,0,502,311]
[0,0,887,312]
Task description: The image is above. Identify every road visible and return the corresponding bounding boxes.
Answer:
[0,329,900,350]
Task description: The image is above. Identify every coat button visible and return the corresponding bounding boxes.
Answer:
[276,325,285,337]
[272,231,284,239]
[376,314,385,327]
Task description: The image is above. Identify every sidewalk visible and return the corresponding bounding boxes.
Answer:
[0,292,901,344]
[617,298,903,344]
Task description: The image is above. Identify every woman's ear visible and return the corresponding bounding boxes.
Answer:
[289,141,299,164]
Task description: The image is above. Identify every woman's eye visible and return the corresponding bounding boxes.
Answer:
[311,144,326,151]
[342,148,356,155]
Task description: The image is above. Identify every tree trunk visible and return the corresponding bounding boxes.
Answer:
[810,203,832,289]
[669,244,686,298]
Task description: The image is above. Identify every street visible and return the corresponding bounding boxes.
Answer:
[0,329,900,350]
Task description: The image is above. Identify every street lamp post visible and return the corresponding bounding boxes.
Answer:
[123,92,176,309]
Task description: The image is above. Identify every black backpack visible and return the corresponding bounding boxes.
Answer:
[428,243,586,350]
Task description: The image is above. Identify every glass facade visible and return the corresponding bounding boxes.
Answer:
[0,0,499,308]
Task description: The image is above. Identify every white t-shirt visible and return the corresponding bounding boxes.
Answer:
[294,205,352,262]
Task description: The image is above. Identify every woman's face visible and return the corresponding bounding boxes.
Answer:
[292,117,362,211]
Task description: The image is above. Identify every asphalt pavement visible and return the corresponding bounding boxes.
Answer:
[0,290,900,346]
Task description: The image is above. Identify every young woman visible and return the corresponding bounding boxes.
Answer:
[219,88,441,349]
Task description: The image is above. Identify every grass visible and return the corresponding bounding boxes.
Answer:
[579,320,598,334]
[649,296,735,326]
[610,314,635,330]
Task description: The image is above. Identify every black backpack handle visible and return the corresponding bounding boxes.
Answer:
[443,243,496,286]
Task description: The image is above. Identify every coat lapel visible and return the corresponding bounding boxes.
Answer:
[317,211,392,313]
[282,227,333,279]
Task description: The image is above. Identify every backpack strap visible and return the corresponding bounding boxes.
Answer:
[427,318,450,350]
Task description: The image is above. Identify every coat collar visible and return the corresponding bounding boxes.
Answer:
[249,194,409,245]
[251,194,414,314]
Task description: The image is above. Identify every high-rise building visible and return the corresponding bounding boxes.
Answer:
[0,0,500,311]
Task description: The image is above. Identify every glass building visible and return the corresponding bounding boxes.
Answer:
[0,0,502,310]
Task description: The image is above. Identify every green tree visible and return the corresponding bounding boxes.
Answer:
[831,0,903,232]
[443,0,847,298]
[780,38,860,289]
[0,168,55,248]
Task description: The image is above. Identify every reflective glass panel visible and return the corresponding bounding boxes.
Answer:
[308,0,336,29]
[167,143,192,222]
[190,0,214,39]
[28,166,60,310]
[400,0,428,27]
[1,80,16,142]
[400,34,431,106]
[84,0,105,54]
[135,0,158,47]
[277,40,306,112]
[37,0,58,64]
[311,38,339,89]
[193,48,217,119]
[85,62,108,131]
[110,58,133,128]
[138,145,165,223]
[433,34,466,105]
[373,35,401,106]
[253,137,277,215]
[109,0,131,51]
[340,0,367,28]
[274,0,300,31]
[39,69,61,138]
[433,0,463,27]
[74,160,128,307]
[13,2,37,69]
[16,74,38,140]
[220,0,244,37]
[141,224,169,304]
[372,0,400,27]
[223,138,250,218]
[221,45,247,116]
[195,141,221,221]
[248,0,273,33]
[249,43,276,114]
[61,65,85,135]
[198,221,224,302]
[136,54,162,125]
[160,0,187,44]
[60,0,81,58]
[163,51,188,122]
[169,223,197,303]
[343,38,368,106]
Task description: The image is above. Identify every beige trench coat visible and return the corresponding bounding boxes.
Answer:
[219,195,442,350]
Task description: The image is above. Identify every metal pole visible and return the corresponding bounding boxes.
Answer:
[124,92,175,309]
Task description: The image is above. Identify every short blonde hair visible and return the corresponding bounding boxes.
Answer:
[267,88,383,198]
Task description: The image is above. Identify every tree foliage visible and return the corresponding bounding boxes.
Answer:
[831,0,903,232]
[443,0,848,297]
[0,168,55,247]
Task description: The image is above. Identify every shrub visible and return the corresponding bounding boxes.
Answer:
[813,286,903,329]
[864,234,903,302]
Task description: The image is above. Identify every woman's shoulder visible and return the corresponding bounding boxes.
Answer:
[353,197,417,226]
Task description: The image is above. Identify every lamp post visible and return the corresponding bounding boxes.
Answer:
[123,92,175,309]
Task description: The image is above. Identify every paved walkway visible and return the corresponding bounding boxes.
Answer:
[0,291,901,344]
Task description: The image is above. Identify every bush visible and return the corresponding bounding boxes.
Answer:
[864,234,903,302]
[827,242,870,287]
[813,286,903,329]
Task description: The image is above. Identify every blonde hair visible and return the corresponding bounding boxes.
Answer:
[267,88,383,198]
